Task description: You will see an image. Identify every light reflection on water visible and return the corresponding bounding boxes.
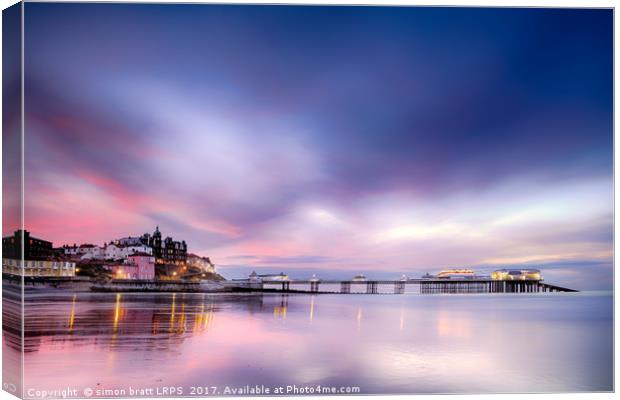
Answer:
[2,291,613,396]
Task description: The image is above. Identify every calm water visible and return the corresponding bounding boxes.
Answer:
[3,290,613,397]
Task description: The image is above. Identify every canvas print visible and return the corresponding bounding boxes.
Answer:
[2,2,614,398]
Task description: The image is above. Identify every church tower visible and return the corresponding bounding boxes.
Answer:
[151,226,162,261]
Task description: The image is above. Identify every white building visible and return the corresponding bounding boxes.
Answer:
[3,258,76,277]
[79,246,104,260]
[104,243,152,261]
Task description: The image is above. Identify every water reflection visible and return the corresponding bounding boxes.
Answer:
[13,293,299,353]
[68,295,76,332]
[113,293,122,334]
[273,295,288,319]
[309,295,315,323]
[2,290,613,395]
[193,297,215,334]
[169,293,176,333]
[436,309,472,339]
[2,283,23,396]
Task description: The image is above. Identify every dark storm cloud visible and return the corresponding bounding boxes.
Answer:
[24,5,612,199]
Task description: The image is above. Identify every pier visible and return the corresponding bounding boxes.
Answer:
[244,278,578,294]
[3,273,578,295]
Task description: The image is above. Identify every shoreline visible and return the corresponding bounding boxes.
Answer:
[2,275,330,295]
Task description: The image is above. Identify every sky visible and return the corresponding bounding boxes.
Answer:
[11,4,613,288]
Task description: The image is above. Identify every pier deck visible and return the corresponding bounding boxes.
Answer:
[252,278,578,294]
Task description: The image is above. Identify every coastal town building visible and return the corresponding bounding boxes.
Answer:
[63,244,103,259]
[103,243,124,260]
[103,243,152,261]
[64,227,189,266]
[106,253,155,280]
[2,258,76,277]
[114,236,144,246]
[62,242,152,261]
[2,230,76,277]
[107,264,139,280]
[127,253,156,280]
[81,245,104,260]
[139,226,187,265]
[3,230,54,260]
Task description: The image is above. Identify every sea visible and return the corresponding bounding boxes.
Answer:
[2,289,613,397]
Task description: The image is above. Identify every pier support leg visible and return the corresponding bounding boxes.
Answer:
[366,282,378,294]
